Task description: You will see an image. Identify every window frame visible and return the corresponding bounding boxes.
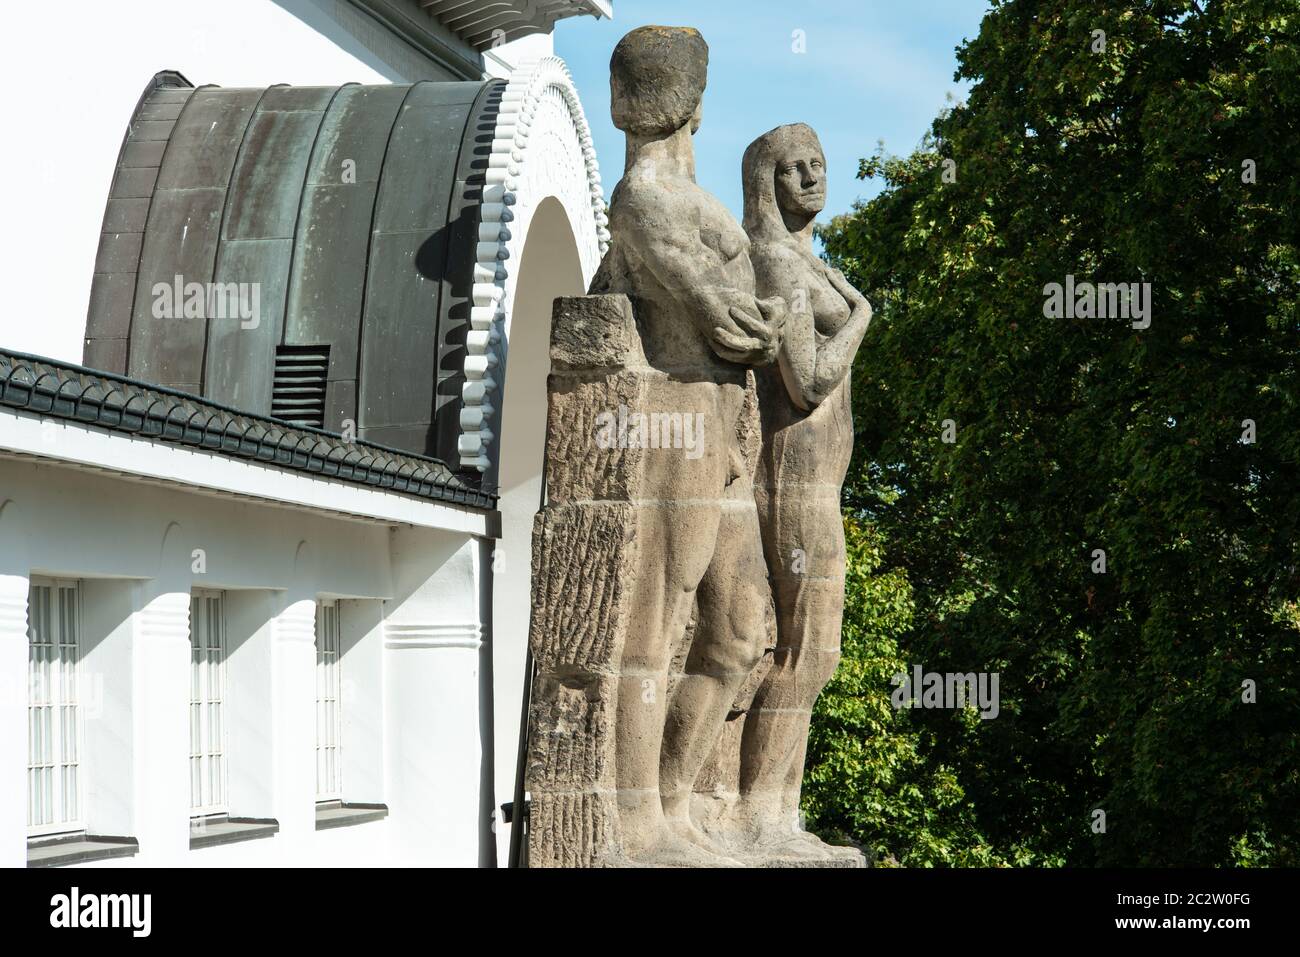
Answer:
[26,577,85,839]
[189,589,228,818]
[315,599,343,802]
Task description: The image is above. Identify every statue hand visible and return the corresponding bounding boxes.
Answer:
[714,296,786,365]
[753,296,789,336]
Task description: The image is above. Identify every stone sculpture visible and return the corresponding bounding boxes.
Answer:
[730,123,873,859]
[525,27,869,868]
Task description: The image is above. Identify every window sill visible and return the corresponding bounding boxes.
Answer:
[189,816,279,850]
[315,802,389,831]
[28,834,139,868]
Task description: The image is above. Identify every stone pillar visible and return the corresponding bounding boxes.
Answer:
[526,294,653,868]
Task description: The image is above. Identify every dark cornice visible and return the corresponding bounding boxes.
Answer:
[345,0,485,79]
[0,349,497,512]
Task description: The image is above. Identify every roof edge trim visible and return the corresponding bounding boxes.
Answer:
[0,348,496,511]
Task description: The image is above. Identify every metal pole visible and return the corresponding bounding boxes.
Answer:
[507,434,548,868]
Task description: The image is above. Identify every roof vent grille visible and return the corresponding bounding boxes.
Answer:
[272,345,329,429]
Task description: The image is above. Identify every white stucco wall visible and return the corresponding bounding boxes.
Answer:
[0,3,611,869]
[484,33,555,78]
[0,423,493,867]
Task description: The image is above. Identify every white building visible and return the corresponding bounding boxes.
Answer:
[0,0,613,867]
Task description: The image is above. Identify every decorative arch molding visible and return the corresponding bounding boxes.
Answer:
[458,56,609,473]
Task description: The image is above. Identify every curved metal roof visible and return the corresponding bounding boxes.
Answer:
[85,72,504,481]
[84,61,608,494]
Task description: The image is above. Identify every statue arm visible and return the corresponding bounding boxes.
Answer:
[812,266,872,396]
[619,190,786,366]
[769,257,872,410]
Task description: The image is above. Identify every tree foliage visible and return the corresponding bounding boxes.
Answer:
[804,0,1300,866]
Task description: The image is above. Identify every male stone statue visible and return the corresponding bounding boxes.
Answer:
[588,25,789,866]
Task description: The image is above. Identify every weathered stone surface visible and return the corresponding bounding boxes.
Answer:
[526,294,650,867]
[609,26,710,138]
[528,503,637,672]
[548,293,646,373]
[529,792,620,869]
[527,671,619,789]
[542,373,649,504]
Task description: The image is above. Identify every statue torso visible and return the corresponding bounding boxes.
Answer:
[752,245,855,482]
[593,172,755,380]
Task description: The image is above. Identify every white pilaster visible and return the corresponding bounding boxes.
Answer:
[0,573,30,868]
[80,579,139,839]
[384,531,486,865]
[273,597,318,853]
[132,590,191,864]
[224,590,278,820]
[339,599,385,804]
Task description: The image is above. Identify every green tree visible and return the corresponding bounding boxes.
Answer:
[804,517,1031,865]
[811,0,1300,866]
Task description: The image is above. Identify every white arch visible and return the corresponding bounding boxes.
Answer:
[458,55,609,473]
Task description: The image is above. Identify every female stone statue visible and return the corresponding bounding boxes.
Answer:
[733,123,872,860]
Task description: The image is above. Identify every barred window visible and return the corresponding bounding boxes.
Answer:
[316,601,342,801]
[27,579,83,835]
[189,590,227,815]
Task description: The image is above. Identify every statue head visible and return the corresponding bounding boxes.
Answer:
[742,123,827,241]
[610,26,709,137]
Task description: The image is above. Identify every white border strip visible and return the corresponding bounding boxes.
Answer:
[384,621,483,650]
[0,411,492,536]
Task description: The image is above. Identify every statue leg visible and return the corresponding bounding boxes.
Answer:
[735,480,846,851]
[736,577,843,831]
[614,381,740,865]
[615,499,721,862]
[659,472,771,848]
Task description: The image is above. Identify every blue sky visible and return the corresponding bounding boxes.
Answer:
[557,0,990,222]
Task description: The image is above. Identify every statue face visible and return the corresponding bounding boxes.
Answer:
[774,146,826,218]
[610,70,635,130]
